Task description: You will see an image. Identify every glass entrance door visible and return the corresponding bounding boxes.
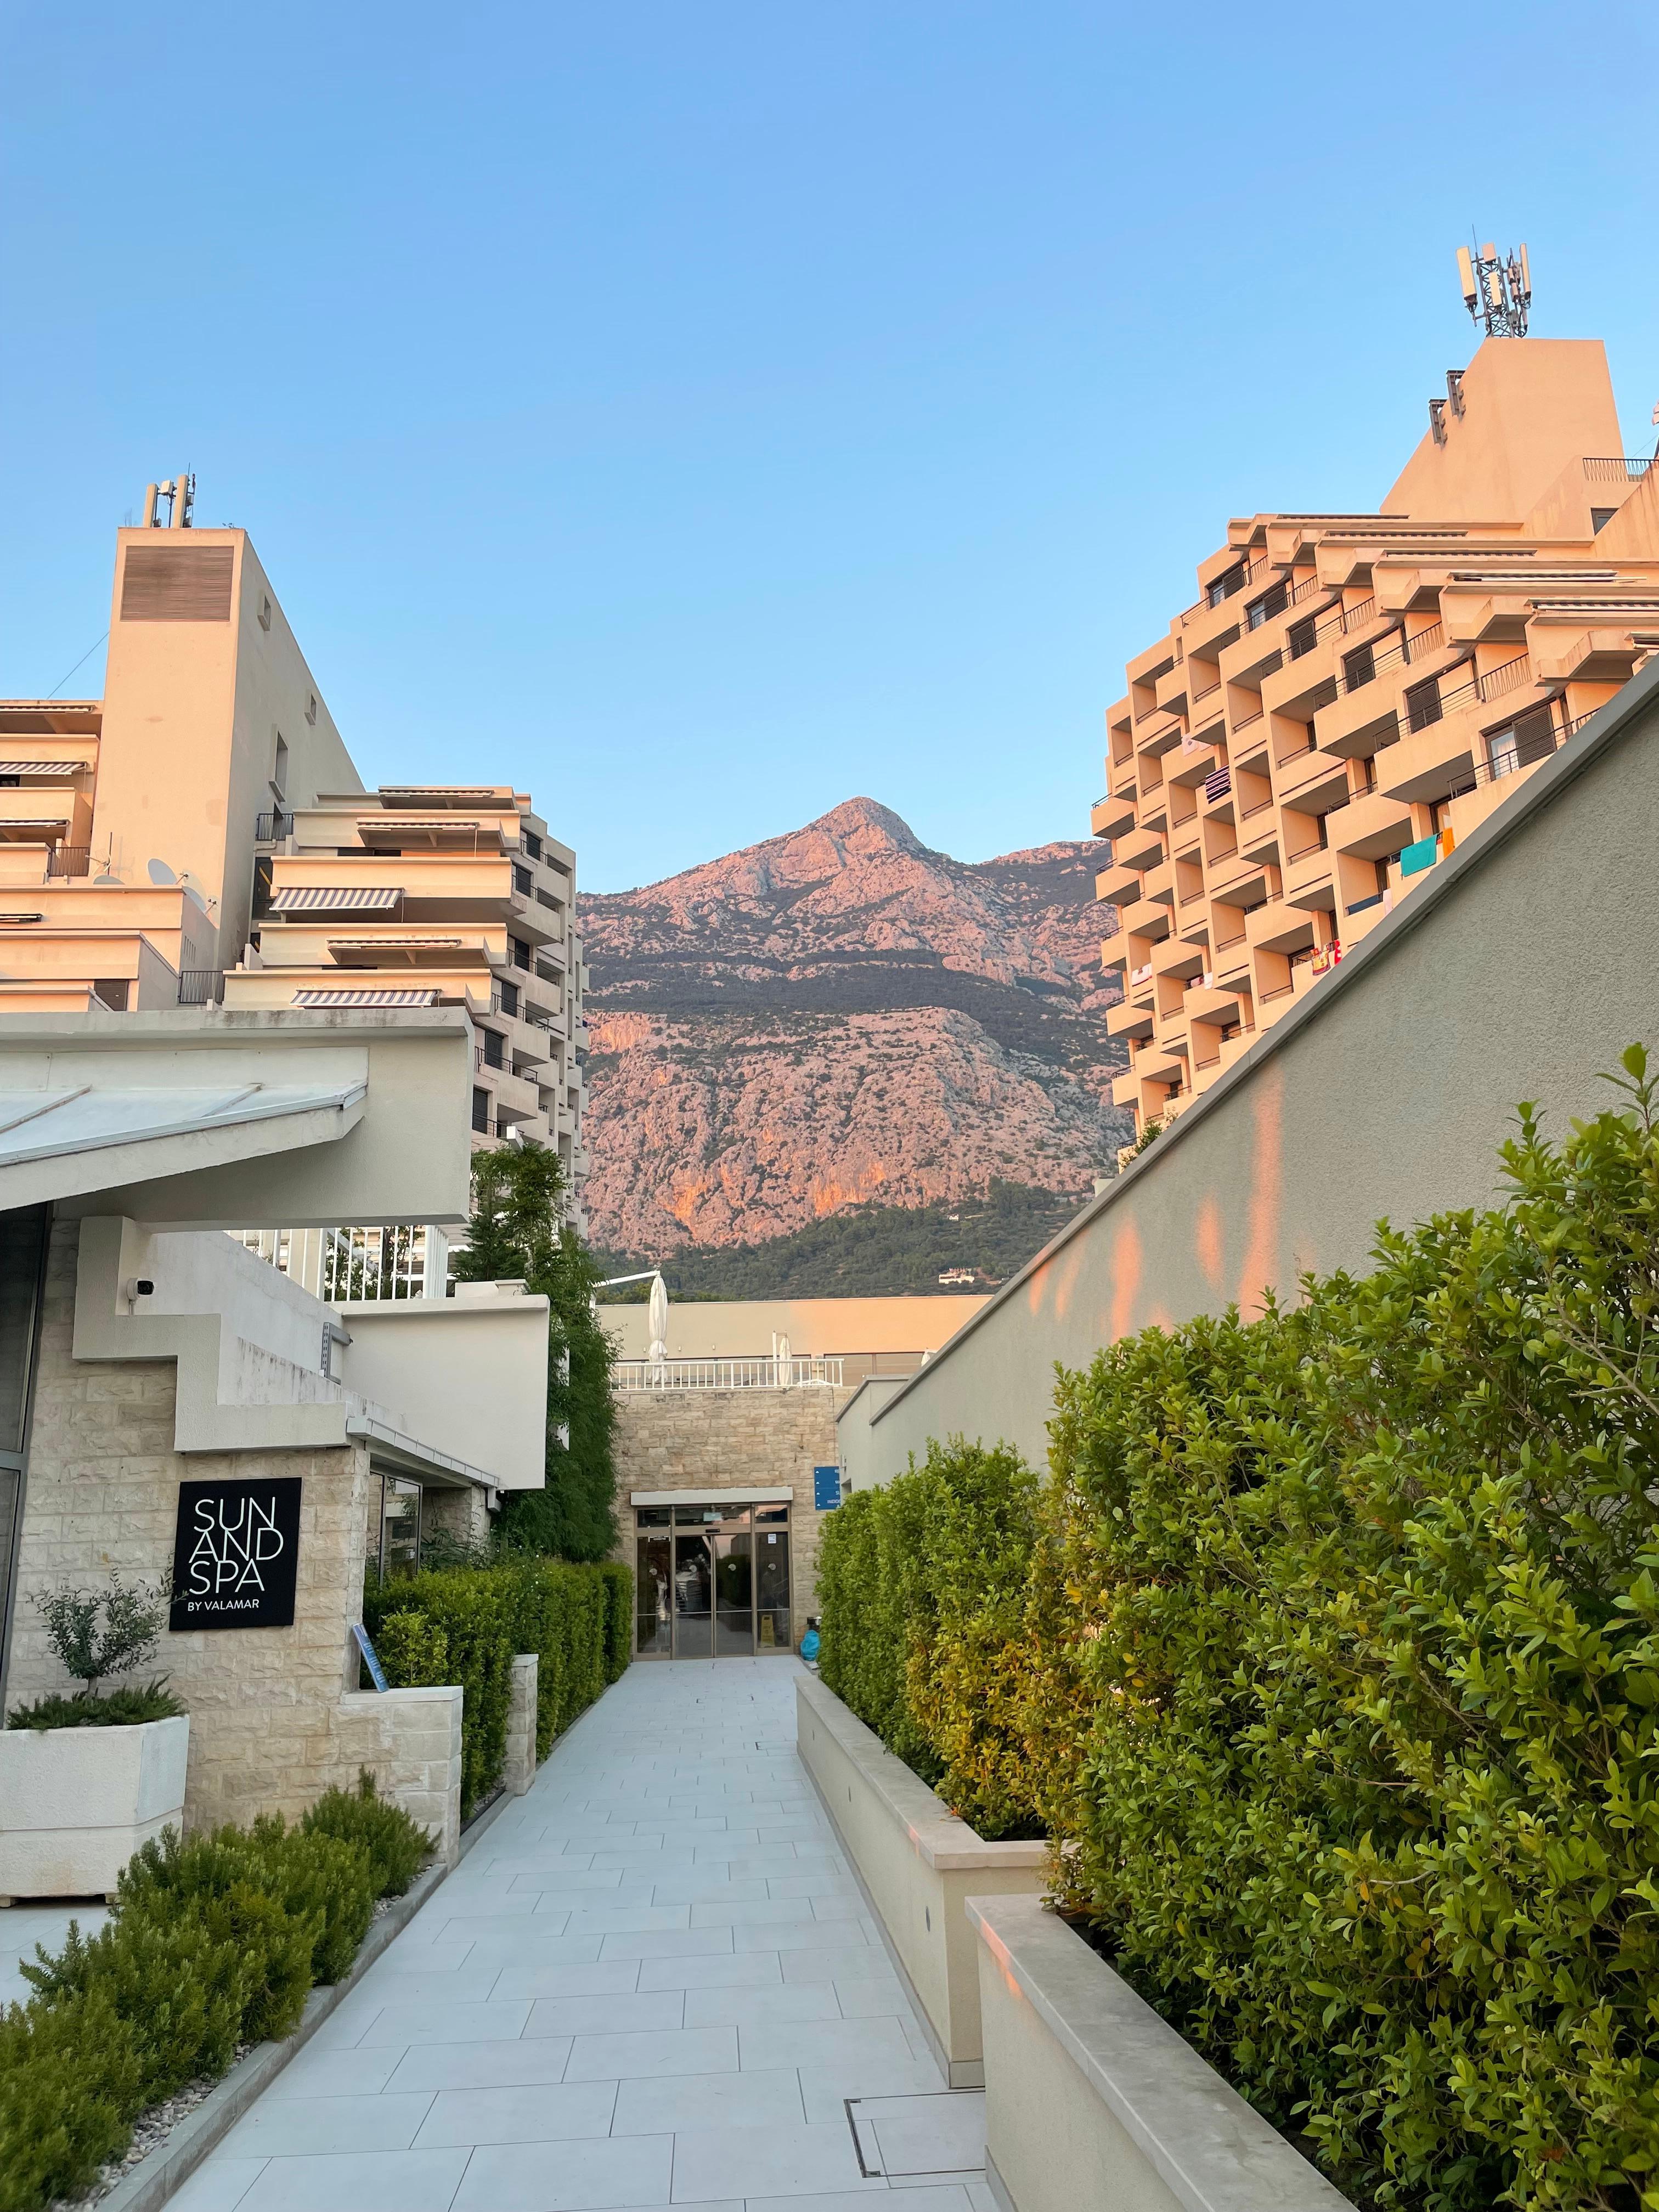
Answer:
[634,1502,792,1657]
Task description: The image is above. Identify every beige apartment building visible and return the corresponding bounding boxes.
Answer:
[0,505,589,1222]
[1096,337,1659,1139]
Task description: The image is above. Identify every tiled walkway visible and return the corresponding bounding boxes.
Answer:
[169,1658,990,2212]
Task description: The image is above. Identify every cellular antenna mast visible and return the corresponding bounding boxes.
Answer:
[1457,235,1531,337]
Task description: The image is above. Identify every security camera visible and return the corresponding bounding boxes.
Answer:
[122,1277,155,1305]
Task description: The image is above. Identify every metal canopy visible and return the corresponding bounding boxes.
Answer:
[0,1079,368,1172]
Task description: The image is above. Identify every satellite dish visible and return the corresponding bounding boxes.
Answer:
[93,872,122,887]
[177,871,215,911]
[147,859,177,886]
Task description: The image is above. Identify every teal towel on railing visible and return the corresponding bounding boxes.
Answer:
[1399,834,1439,876]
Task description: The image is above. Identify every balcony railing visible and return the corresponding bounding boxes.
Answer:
[1204,766,1232,803]
[1289,592,1378,661]
[614,1356,846,1392]
[1583,456,1656,483]
[177,969,224,1006]
[255,809,292,843]
[44,845,91,879]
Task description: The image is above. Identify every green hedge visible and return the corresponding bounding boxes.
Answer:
[364,1556,630,1811]
[0,1776,428,2212]
[816,1050,1659,2212]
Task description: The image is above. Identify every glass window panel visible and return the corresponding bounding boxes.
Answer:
[380,1475,421,1581]
[635,1506,671,1528]
[754,1504,789,1526]
[0,1206,47,1457]
[757,1530,791,1651]
[636,1533,673,1655]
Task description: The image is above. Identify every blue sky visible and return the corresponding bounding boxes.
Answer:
[4,2,1655,891]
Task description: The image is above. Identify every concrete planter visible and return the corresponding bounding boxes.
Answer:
[0,1713,189,1903]
[795,1672,1046,2086]
[970,1894,1356,2212]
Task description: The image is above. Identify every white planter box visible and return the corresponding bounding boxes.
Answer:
[970,1894,1355,2212]
[0,1713,190,1902]
[796,1673,1046,2086]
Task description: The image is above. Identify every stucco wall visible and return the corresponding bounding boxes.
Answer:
[7,1218,437,1831]
[612,1385,851,1647]
[852,660,1659,1482]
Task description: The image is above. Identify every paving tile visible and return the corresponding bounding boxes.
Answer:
[799,2061,950,2124]
[597,1927,736,1960]
[612,2065,805,2135]
[636,1949,785,1992]
[485,1957,644,1999]
[233,2147,471,2211]
[219,2092,436,2158]
[643,1874,772,1904]
[413,2079,619,2145]
[688,1897,816,1928]
[736,1918,877,1954]
[262,2044,404,2099]
[163,2161,268,2212]
[452,2134,675,2210]
[565,2023,738,2079]
[855,2092,985,2177]
[523,1990,686,2037]
[385,2038,575,2092]
[782,1944,904,1984]
[508,1867,633,1892]
[560,1904,693,1935]
[830,1976,913,2017]
[682,1980,841,2027]
[737,2016,914,2072]
[668,2120,879,2202]
[356,1997,534,2045]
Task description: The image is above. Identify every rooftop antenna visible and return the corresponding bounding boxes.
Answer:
[1457,234,1531,338]
[141,473,196,528]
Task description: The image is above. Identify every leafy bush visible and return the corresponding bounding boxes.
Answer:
[303,1769,430,1898]
[31,1574,170,1694]
[816,1049,1659,2210]
[0,1776,428,2211]
[5,1678,183,1730]
[364,1555,630,1809]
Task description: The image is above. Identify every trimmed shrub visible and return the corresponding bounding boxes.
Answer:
[303,1769,430,1898]
[816,1051,1659,2210]
[1,1778,429,2212]
[365,1555,630,1809]
[5,1679,184,1730]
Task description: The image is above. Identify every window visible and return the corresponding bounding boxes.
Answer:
[510,936,529,971]
[481,1029,504,1070]
[514,864,533,896]
[522,831,542,861]
[258,593,272,631]
[1592,507,1616,534]
[377,1475,421,1582]
[1405,676,1443,732]
[499,979,520,1017]
[471,1087,489,1133]
[272,735,288,798]
[1342,642,1376,692]
[306,693,318,726]
[1287,615,1317,660]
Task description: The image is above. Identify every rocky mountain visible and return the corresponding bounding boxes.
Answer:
[579,798,1127,1263]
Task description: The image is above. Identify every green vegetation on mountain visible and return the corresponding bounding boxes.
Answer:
[593,1178,1085,1300]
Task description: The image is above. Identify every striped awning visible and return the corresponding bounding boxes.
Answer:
[325,936,464,949]
[292,988,441,1008]
[0,814,70,828]
[267,884,403,914]
[0,760,92,776]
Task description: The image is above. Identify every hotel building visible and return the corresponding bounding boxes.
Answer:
[0,507,589,1229]
[1096,337,1659,1139]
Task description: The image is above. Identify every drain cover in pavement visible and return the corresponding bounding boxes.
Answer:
[848,2090,987,2176]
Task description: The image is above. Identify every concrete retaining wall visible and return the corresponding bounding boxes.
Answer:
[796,1671,1045,2086]
[971,1894,1353,2212]
[846,665,1659,1480]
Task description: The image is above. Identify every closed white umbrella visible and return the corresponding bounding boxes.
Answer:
[775,1331,792,1387]
[647,1272,669,1372]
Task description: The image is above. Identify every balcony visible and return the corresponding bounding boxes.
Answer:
[1118,896,1171,944]
[1113,823,1163,872]
[1246,900,1314,957]
[1095,861,1141,904]
[1325,788,1414,864]
[1107,996,1155,1040]
[1092,792,1136,839]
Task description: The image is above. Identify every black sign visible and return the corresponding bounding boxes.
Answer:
[170,1477,302,1631]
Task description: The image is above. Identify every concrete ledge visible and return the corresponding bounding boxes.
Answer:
[970,1894,1355,2212]
[796,1672,1045,2086]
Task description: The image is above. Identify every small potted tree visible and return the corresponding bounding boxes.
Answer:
[0,1577,188,1904]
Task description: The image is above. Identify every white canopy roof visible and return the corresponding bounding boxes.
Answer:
[0,1078,367,1172]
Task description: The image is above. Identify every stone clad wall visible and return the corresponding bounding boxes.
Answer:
[612,1384,853,1651]
[7,1220,441,1837]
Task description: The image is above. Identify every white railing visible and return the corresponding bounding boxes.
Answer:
[230,1223,443,1302]
[614,1356,845,1392]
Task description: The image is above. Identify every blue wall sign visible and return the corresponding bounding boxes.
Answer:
[813,1465,842,1511]
[352,1622,391,1693]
